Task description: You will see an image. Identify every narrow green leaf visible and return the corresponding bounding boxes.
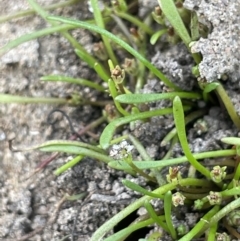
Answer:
[39,145,112,164]
[173,96,210,178]
[102,219,155,241]
[115,92,201,104]
[0,24,77,56]
[158,0,191,46]
[0,0,81,24]
[54,155,84,176]
[48,15,181,90]
[0,94,69,104]
[203,82,219,101]
[91,178,209,241]
[108,149,236,171]
[190,12,200,41]
[144,201,168,232]
[41,75,105,92]
[178,206,220,241]
[90,0,118,65]
[221,137,240,146]
[150,29,167,45]
[100,108,174,149]
[158,0,201,64]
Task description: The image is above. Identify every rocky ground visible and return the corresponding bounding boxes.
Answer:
[0,1,239,241]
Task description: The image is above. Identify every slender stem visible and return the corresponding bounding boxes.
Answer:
[161,108,207,146]
[108,149,237,171]
[215,84,240,129]
[41,75,105,92]
[124,156,157,183]
[114,11,154,35]
[158,0,201,64]
[0,24,78,56]
[164,191,177,239]
[54,155,84,175]
[27,0,108,79]
[144,202,169,232]
[90,0,118,65]
[103,218,155,241]
[221,187,240,197]
[178,205,220,241]
[209,198,240,226]
[91,178,211,241]
[110,14,137,49]
[129,134,165,185]
[123,179,163,199]
[0,94,70,104]
[108,79,130,116]
[48,15,181,90]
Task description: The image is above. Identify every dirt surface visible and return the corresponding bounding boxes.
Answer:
[0,1,239,241]
[0,1,134,240]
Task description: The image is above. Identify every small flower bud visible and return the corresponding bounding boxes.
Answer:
[166,166,182,183]
[194,199,204,210]
[152,6,165,25]
[167,27,180,44]
[227,210,240,227]
[92,42,108,61]
[103,104,120,122]
[172,192,185,207]
[207,191,222,205]
[175,0,190,25]
[210,166,227,183]
[215,232,230,241]
[111,65,125,84]
[111,0,128,12]
[122,58,138,76]
[130,28,144,45]
[177,223,189,236]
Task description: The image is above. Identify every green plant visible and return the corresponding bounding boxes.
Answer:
[1,0,240,240]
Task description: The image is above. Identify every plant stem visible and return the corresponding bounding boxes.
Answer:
[27,0,108,80]
[91,178,211,241]
[0,94,70,104]
[129,134,165,185]
[0,24,78,56]
[164,191,177,239]
[48,15,181,91]
[108,149,236,171]
[41,75,105,92]
[215,84,240,129]
[144,202,168,232]
[114,11,154,35]
[103,218,155,241]
[178,205,220,241]
[209,198,240,226]
[54,155,84,176]
[90,0,118,65]
[161,108,207,146]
